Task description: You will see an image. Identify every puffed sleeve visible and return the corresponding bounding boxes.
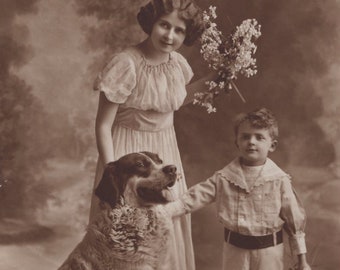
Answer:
[175,52,194,84]
[280,177,307,255]
[93,52,136,103]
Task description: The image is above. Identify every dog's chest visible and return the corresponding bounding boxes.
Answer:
[89,204,172,262]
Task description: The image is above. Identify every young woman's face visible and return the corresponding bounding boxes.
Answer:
[150,10,186,54]
[235,121,277,166]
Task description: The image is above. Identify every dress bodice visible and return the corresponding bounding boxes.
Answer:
[95,46,193,112]
[94,46,193,131]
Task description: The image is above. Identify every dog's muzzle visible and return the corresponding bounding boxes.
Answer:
[163,165,177,187]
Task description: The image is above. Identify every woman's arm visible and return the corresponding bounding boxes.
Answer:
[95,92,119,165]
[183,71,219,105]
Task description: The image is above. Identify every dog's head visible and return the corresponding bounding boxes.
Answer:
[94,152,177,208]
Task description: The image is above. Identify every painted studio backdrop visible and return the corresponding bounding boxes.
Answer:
[1,0,339,269]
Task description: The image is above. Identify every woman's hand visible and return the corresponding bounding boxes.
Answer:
[183,70,219,105]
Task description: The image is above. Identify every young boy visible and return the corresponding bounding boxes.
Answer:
[167,108,311,270]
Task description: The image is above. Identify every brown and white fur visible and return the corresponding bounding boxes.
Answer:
[58,152,178,270]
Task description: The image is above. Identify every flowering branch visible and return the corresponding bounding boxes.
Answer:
[193,6,261,113]
[230,81,246,103]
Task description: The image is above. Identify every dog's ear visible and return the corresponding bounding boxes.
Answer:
[95,162,120,208]
[140,151,162,164]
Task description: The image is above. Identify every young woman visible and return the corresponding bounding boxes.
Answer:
[90,1,214,269]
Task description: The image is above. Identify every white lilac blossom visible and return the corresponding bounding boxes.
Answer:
[194,6,261,113]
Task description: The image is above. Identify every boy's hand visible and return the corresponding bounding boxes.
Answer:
[289,253,311,270]
[289,262,311,270]
[163,199,186,218]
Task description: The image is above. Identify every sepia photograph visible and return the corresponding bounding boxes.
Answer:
[1,0,339,269]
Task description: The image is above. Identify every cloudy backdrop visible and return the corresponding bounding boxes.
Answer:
[0,0,339,269]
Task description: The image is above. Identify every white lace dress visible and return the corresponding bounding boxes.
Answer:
[89,46,195,270]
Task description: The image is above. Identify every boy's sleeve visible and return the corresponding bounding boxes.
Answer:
[280,177,307,255]
[164,175,218,218]
[181,175,218,212]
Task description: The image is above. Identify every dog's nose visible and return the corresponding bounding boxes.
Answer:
[163,165,177,175]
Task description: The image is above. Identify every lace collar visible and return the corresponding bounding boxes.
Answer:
[217,157,289,193]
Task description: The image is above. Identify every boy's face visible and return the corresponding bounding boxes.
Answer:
[235,121,277,166]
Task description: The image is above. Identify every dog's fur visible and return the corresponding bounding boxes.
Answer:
[58,152,177,270]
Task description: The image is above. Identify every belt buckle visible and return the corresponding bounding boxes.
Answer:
[273,231,277,246]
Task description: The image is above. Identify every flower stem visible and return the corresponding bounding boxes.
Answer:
[231,81,246,103]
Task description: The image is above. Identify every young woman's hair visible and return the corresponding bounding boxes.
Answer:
[137,0,204,46]
[233,108,279,140]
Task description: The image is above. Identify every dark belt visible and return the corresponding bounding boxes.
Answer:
[224,228,283,249]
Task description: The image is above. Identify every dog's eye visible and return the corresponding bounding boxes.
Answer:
[136,161,144,167]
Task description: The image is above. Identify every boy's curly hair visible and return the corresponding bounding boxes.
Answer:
[233,108,279,140]
[137,0,204,46]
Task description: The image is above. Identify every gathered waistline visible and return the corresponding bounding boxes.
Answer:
[113,123,174,133]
